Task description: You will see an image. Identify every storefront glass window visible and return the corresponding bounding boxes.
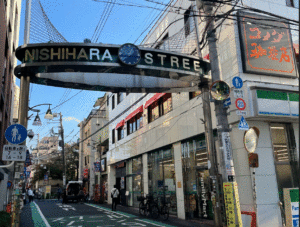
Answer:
[132,156,143,207]
[148,147,177,214]
[270,123,299,202]
[182,136,214,220]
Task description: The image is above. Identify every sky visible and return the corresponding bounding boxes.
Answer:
[16,0,172,150]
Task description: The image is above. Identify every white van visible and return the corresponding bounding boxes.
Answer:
[65,181,83,203]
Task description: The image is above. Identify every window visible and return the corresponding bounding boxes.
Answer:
[117,93,125,104]
[189,91,201,100]
[184,7,194,37]
[107,96,109,106]
[112,95,115,110]
[117,127,125,141]
[270,124,299,202]
[148,93,172,123]
[286,0,299,8]
[112,129,115,144]
[127,113,143,135]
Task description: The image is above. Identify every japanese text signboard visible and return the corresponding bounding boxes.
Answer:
[2,145,27,161]
[223,183,236,227]
[238,11,297,78]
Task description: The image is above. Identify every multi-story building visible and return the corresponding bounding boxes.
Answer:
[0,0,22,211]
[106,0,299,226]
[78,95,109,199]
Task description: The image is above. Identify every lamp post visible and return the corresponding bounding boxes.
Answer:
[48,112,66,188]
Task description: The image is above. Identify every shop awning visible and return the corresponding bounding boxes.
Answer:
[115,120,125,130]
[125,105,143,122]
[144,93,166,109]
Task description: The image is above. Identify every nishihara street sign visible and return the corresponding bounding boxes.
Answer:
[14,43,211,93]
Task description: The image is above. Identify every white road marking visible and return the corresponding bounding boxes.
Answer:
[33,202,51,227]
[135,219,165,227]
[67,221,75,225]
[85,203,131,218]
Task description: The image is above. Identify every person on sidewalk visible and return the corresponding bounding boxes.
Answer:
[111,185,119,211]
[28,188,34,203]
[57,185,62,202]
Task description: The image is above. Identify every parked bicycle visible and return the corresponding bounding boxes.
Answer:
[158,196,170,221]
[138,194,159,219]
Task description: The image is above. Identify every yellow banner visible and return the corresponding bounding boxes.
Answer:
[223,182,236,227]
[233,182,243,226]
[45,185,51,194]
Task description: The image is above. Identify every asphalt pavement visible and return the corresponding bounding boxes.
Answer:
[20,199,214,227]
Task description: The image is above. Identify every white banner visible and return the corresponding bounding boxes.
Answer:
[221,132,235,176]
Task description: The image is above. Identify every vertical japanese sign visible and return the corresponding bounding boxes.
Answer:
[238,11,297,78]
[223,183,236,227]
[221,132,235,179]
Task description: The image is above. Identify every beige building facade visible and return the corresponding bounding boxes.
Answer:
[106,0,299,226]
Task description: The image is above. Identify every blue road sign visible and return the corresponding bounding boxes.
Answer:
[5,124,27,144]
[232,77,243,89]
[223,97,231,107]
[238,116,249,130]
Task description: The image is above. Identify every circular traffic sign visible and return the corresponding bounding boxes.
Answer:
[232,77,243,89]
[5,124,27,144]
[235,98,246,110]
[210,80,230,101]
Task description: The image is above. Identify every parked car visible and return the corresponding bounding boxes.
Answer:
[64,181,83,203]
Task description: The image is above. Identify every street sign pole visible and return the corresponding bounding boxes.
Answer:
[197,0,243,226]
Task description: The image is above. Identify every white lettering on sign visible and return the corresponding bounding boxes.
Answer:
[2,145,27,161]
[144,53,153,64]
[157,54,167,65]
[102,49,113,61]
[183,58,190,69]
[200,173,207,218]
[236,110,247,116]
[170,56,179,68]
[90,49,100,60]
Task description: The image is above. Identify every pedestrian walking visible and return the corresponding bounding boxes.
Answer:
[111,185,119,211]
[28,188,34,203]
[78,187,85,203]
[57,184,62,201]
[22,188,26,205]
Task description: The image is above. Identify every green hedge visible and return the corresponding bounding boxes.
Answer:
[0,211,11,227]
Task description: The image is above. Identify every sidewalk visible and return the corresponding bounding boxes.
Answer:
[94,202,215,227]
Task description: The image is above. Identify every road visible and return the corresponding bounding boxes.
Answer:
[21,200,177,227]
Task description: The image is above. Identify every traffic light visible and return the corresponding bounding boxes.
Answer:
[248,153,259,168]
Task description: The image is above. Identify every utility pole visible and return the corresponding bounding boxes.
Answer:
[12,0,32,226]
[192,2,222,226]
[195,0,242,226]
[59,113,66,188]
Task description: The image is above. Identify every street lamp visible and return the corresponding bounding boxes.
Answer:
[28,104,53,126]
[44,105,53,120]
